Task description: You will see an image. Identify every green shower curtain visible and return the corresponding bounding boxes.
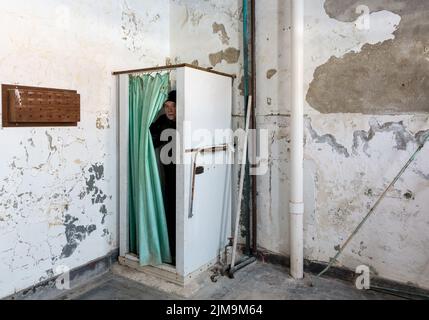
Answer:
[128,73,172,266]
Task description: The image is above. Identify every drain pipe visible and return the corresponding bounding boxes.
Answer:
[290,0,304,280]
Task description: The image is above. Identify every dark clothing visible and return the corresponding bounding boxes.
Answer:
[150,114,176,149]
[150,114,176,265]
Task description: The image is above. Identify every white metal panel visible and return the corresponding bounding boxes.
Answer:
[179,66,233,276]
[118,74,129,257]
[176,68,186,276]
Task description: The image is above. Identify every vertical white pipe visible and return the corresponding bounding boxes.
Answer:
[290,0,304,279]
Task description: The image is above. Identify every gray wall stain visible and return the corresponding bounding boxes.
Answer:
[84,163,108,206]
[100,205,108,224]
[403,190,415,200]
[414,169,429,181]
[28,138,35,147]
[308,0,429,114]
[90,163,104,181]
[85,174,96,195]
[415,129,429,146]
[61,215,97,258]
[93,192,107,205]
[305,117,351,157]
[238,76,245,96]
[352,120,418,156]
[45,131,57,152]
[307,117,428,158]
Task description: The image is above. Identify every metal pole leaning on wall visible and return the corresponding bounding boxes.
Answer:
[290,0,305,280]
[226,1,258,279]
[242,0,252,256]
[229,96,255,277]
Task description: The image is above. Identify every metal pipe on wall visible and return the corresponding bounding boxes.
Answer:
[242,0,252,257]
[290,0,305,279]
[228,0,258,278]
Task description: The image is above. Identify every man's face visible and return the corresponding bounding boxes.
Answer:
[165,101,176,121]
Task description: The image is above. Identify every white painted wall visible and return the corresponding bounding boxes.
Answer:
[0,0,170,298]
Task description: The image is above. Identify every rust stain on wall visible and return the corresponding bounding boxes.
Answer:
[307,0,429,114]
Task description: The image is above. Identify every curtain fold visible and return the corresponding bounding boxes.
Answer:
[129,73,172,266]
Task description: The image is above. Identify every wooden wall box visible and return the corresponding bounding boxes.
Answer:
[2,84,80,127]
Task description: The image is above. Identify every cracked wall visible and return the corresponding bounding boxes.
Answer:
[0,0,170,298]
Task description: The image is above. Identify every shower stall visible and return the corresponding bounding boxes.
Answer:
[115,64,234,285]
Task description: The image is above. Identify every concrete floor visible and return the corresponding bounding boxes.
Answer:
[58,262,399,300]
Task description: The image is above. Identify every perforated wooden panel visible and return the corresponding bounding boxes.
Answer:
[2,84,80,127]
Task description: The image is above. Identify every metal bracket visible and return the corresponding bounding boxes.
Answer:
[187,144,232,219]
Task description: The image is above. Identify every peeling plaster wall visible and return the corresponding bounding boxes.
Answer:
[309,0,429,114]
[169,0,243,115]
[0,0,170,298]
[170,0,429,289]
[1,0,428,297]
[256,0,429,289]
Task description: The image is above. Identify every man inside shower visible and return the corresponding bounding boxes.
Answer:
[151,90,177,265]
